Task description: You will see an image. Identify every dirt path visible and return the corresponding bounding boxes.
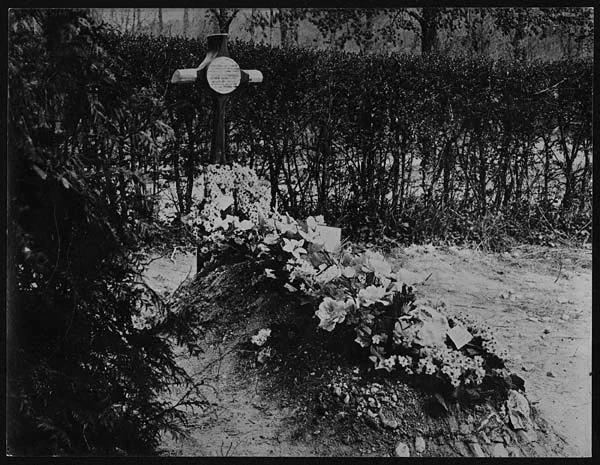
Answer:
[390,244,592,456]
[143,244,592,457]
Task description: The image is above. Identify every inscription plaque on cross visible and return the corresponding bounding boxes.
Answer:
[171,33,263,164]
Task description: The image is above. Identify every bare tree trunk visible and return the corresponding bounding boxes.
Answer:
[173,142,185,215]
[442,140,454,206]
[158,8,163,35]
[420,8,440,55]
[280,10,289,47]
[279,9,298,48]
[211,8,238,33]
[579,147,590,212]
[183,8,189,37]
[542,136,551,206]
[477,138,488,215]
[248,8,256,43]
[269,8,273,45]
[511,23,527,61]
[124,9,130,32]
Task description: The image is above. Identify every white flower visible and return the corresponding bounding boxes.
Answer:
[251,328,272,347]
[288,258,317,281]
[397,355,412,367]
[275,218,298,235]
[298,228,325,246]
[262,233,280,245]
[315,297,355,332]
[363,250,392,278]
[358,285,389,306]
[282,238,307,259]
[375,356,397,372]
[342,266,356,278]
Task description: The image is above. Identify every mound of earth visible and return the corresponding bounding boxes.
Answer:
[153,251,580,457]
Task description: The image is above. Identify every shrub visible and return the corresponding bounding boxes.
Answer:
[8,10,204,455]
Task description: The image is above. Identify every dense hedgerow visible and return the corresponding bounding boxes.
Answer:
[101,31,592,249]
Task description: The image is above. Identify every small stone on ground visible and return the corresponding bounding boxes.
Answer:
[394,442,410,457]
[468,442,486,457]
[491,443,509,457]
[415,436,426,453]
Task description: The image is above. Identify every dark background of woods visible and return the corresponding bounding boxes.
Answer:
[7,9,592,456]
[105,33,592,246]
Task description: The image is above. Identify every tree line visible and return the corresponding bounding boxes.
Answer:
[93,7,593,61]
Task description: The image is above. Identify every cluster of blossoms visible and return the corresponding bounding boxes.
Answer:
[204,163,271,223]
[418,346,487,387]
[369,353,417,373]
[251,328,272,347]
[186,163,510,395]
[185,163,275,239]
[366,300,501,390]
[315,297,356,332]
[417,355,439,376]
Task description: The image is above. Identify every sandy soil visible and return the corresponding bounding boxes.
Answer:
[143,243,592,457]
[391,244,592,456]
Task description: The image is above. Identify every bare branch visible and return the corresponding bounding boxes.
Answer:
[406,9,424,25]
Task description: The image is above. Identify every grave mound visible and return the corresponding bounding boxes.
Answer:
[164,257,570,457]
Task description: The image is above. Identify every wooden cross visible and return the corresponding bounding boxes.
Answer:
[171,33,263,164]
[171,34,262,272]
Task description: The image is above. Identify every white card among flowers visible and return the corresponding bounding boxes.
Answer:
[447,324,473,350]
[315,225,341,253]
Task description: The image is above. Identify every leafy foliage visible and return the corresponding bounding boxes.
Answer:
[99,33,592,250]
[8,10,205,455]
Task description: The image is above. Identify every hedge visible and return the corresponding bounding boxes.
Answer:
[101,32,592,246]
